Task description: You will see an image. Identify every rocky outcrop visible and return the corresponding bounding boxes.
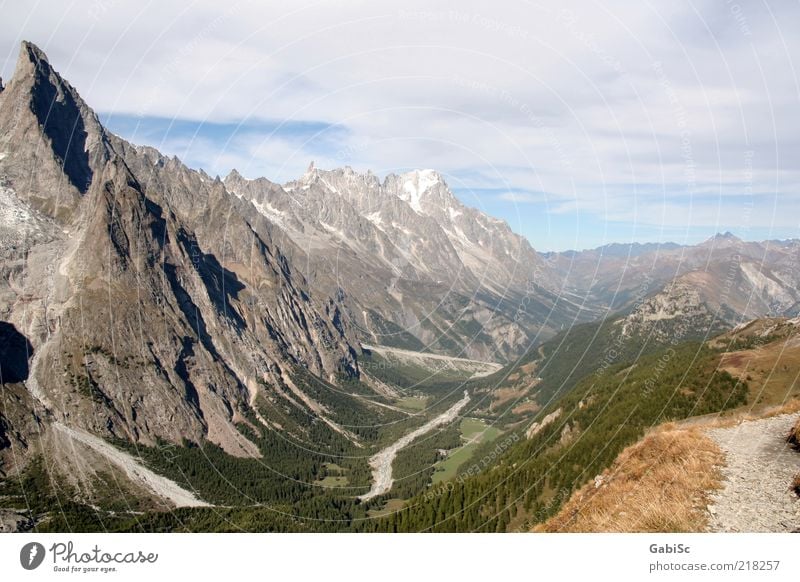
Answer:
[618,277,722,343]
[0,42,362,464]
[526,407,562,439]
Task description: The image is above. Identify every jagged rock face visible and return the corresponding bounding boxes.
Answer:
[4,40,794,471]
[0,42,110,221]
[226,164,590,361]
[0,43,360,458]
[382,169,554,293]
[292,165,561,294]
[0,381,41,476]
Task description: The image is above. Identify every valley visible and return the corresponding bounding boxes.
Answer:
[360,390,470,501]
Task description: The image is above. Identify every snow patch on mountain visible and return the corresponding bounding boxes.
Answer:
[365,210,383,226]
[399,169,440,213]
[251,198,287,229]
[0,185,55,245]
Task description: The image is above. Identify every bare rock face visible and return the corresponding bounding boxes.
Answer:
[227,164,590,362]
[615,255,800,344]
[0,42,361,460]
[617,278,720,343]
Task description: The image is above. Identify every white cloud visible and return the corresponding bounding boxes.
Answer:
[1,0,798,246]
[497,191,548,204]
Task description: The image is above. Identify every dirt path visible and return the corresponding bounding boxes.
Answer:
[53,423,211,508]
[359,391,470,501]
[706,413,800,532]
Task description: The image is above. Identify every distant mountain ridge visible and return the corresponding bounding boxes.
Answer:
[544,231,800,322]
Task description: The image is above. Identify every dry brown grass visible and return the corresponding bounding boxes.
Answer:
[791,474,800,498]
[490,383,537,411]
[788,417,800,449]
[536,426,724,533]
[717,331,800,412]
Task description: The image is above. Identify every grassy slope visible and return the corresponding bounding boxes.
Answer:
[539,318,800,532]
[711,318,800,411]
[432,418,502,484]
[467,306,721,423]
[537,426,724,532]
[366,340,748,532]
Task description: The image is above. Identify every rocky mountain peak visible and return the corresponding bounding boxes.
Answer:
[225,168,245,184]
[14,40,48,77]
[290,163,382,197]
[0,41,368,461]
[702,231,743,246]
[0,41,114,220]
[388,169,448,214]
[11,42,82,109]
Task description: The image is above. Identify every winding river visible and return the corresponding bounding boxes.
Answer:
[359,390,470,501]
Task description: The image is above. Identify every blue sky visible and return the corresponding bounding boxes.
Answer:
[4,1,800,250]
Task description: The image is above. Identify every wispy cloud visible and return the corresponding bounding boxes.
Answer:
[3,0,798,249]
[497,191,549,204]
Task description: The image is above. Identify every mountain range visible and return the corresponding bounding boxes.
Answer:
[1,42,799,532]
